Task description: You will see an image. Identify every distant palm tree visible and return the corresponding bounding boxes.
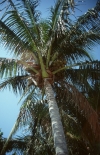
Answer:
[0,0,100,155]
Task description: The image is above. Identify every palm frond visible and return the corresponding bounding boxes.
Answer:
[49,0,74,32]
[6,137,27,154]
[69,0,100,49]
[1,117,22,155]
[76,0,100,31]
[0,75,28,95]
[55,82,100,140]
[87,83,100,110]
[0,19,37,57]
[0,137,27,154]
[1,99,50,155]
[0,0,41,56]
[49,1,100,64]
[53,36,92,63]
[0,57,27,78]
[60,109,82,138]
[63,60,100,91]
[68,83,99,136]
[1,99,33,154]
[20,0,41,37]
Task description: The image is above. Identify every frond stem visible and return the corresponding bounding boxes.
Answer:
[37,50,49,78]
[53,61,99,74]
[46,38,54,69]
[18,60,39,74]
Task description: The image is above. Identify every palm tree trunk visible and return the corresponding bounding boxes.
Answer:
[44,79,68,155]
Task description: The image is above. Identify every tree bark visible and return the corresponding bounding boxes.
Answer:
[44,79,68,155]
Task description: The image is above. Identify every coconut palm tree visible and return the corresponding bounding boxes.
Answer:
[0,0,100,154]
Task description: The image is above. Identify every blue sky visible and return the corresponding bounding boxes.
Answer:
[0,0,100,139]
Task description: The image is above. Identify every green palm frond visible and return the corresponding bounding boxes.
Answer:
[76,1,100,31]
[0,57,27,78]
[19,94,49,124]
[1,102,32,154]
[20,0,41,38]
[53,60,100,74]
[0,20,32,56]
[0,137,27,154]
[1,99,50,155]
[0,75,28,94]
[45,0,75,67]
[49,0,74,32]
[1,117,23,155]
[0,0,41,56]
[6,138,26,154]
[79,61,100,85]
[17,84,37,104]
[3,10,37,47]
[70,29,100,53]
[52,36,92,63]
[48,1,100,64]
[64,60,100,90]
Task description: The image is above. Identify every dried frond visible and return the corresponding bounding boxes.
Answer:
[64,83,100,140]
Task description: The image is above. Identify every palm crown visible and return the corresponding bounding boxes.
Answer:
[0,0,100,154]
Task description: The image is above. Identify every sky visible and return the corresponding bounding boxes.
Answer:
[0,0,100,139]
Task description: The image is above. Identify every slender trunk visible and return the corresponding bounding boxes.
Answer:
[44,79,68,155]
